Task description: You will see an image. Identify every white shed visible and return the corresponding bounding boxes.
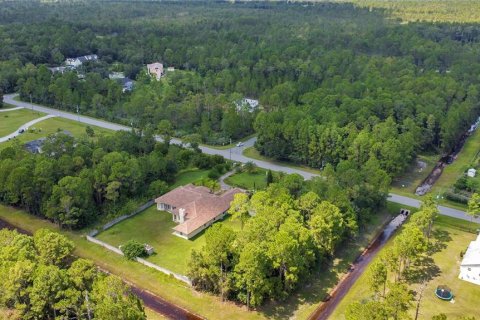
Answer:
[459,233,480,286]
[467,168,477,178]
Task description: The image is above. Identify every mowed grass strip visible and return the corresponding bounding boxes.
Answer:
[0,205,265,320]
[0,117,112,150]
[224,169,269,191]
[0,109,46,136]
[329,214,480,320]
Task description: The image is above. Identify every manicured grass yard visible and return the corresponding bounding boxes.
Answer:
[0,116,112,150]
[171,169,210,188]
[0,109,46,136]
[224,168,269,191]
[97,205,242,274]
[330,215,480,320]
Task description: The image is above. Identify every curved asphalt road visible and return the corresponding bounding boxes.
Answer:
[0,115,56,143]
[4,94,479,223]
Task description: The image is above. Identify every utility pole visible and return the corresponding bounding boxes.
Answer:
[85,291,92,320]
[76,105,80,122]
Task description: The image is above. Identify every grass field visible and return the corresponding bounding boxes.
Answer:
[0,109,46,136]
[243,146,322,175]
[330,214,480,320]
[96,205,242,274]
[171,169,210,188]
[0,116,112,150]
[224,168,269,191]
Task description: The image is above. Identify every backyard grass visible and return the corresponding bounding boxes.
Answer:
[0,109,46,136]
[330,214,480,320]
[171,169,211,188]
[224,168,269,191]
[0,205,266,320]
[243,146,322,175]
[0,116,112,150]
[96,205,241,274]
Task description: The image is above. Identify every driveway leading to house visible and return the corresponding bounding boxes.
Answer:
[0,106,24,112]
[0,115,56,143]
[4,94,477,222]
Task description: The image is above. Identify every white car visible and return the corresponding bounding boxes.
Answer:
[236,142,244,147]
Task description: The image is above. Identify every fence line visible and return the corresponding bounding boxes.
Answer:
[86,235,192,285]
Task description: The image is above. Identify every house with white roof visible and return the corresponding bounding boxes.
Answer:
[235,98,259,113]
[65,54,98,68]
[459,233,480,285]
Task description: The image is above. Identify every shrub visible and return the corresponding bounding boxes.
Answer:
[444,190,469,204]
[121,240,146,260]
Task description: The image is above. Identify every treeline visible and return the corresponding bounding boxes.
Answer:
[0,228,145,319]
[2,1,480,154]
[0,129,226,229]
[188,157,391,306]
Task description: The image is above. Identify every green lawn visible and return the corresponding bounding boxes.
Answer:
[0,109,46,136]
[96,205,241,274]
[0,116,112,150]
[224,169,269,191]
[171,169,211,188]
[243,146,322,175]
[330,214,480,320]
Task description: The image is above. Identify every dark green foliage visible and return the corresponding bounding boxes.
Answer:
[121,240,147,260]
[0,229,146,319]
[0,130,225,229]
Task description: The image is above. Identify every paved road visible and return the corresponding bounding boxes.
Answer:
[0,115,56,143]
[4,94,478,222]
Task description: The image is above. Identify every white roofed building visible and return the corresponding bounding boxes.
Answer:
[459,233,480,285]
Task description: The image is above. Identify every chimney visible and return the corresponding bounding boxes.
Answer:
[179,208,186,223]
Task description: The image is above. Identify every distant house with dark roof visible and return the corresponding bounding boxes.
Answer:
[154,184,244,239]
[65,54,98,68]
[109,72,134,92]
[23,130,73,154]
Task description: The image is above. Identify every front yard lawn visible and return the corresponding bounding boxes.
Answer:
[96,205,241,274]
[0,109,46,136]
[224,168,269,191]
[171,169,210,188]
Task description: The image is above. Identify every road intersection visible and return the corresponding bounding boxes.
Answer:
[4,93,479,223]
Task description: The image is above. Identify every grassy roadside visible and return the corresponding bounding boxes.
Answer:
[243,147,322,175]
[200,133,257,150]
[0,109,47,136]
[329,214,480,320]
[0,116,112,150]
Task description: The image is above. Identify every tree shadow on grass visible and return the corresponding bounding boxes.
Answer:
[429,229,452,254]
[403,256,441,284]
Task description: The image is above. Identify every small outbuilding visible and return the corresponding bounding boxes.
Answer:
[144,244,154,256]
[467,168,476,178]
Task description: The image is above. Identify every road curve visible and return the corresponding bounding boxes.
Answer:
[0,115,56,143]
[4,94,478,222]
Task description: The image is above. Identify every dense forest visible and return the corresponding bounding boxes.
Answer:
[0,228,146,319]
[0,130,227,229]
[2,1,480,176]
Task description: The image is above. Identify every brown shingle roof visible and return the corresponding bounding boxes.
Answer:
[155,184,244,236]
